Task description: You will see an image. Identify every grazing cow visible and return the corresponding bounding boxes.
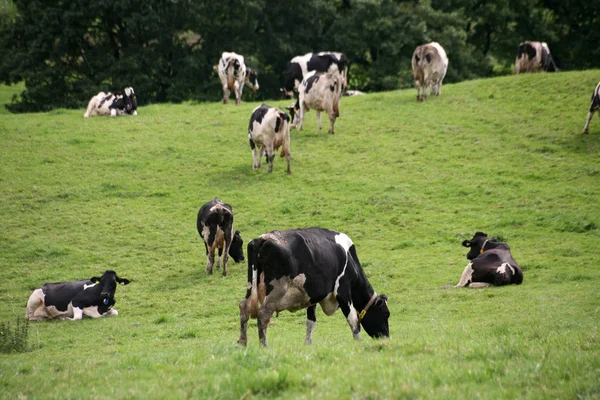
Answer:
[514,41,559,74]
[26,270,130,321]
[214,52,259,105]
[411,42,449,102]
[287,71,343,134]
[442,232,524,288]
[238,228,390,347]
[83,87,137,118]
[282,52,349,98]
[196,198,244,276]
[248,104,292,174]
[583,81,600,134]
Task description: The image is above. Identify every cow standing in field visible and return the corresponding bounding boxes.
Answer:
[26,270,130,321]
[83,87,137,117]
[248,104,292,174]
[282,52,348,98]
[238,228,390,347]
[196,198,245,276]
[411,42,449,102]
[214,52,259,105]
[583,81,600,134]
[442,232,524,288]
[514,41,559,74]
[287,71,343,134]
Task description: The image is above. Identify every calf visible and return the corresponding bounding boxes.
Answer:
[443,232,524,288]
[515,41,559,74]
[287,71,343,134]
[583,81,600,134]
[238,228,390,347]
[196,198,244,276]
[282,52,348,98]
[83,87,137,117]
[411,42,449,102]
[26,270,130,321]
[248,104,292,174]
[214,52,259,105]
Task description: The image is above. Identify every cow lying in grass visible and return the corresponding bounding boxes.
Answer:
[442,232,523,288]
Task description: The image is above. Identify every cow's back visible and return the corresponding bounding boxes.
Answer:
[42,280,89,311]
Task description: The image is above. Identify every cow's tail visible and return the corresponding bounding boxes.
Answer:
[277,112,291,158]
[245,239,263,318]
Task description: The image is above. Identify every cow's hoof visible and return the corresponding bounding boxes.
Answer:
[583,130,589,134]
[237,339,247,346]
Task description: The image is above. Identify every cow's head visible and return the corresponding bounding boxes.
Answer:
[462,231,490,260]
[286,100,300,127]
[245,69,259,91]
[229,230,245,263]
[90,270,130,302]
[123,87,137,114]
[360,294,390,339]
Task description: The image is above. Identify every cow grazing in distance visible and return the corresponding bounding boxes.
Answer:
[196,198,244,276]
[282,52,348,98]
[238,228,390,347]
[287,71,343,134]
[583,81,600,134]
[214,52,259,105]
[83,87,138,118]
[248,104,292,174]
[26,270,130,321]
[411,42,449,102]
[442,232,524,288]
[514,41,559,74]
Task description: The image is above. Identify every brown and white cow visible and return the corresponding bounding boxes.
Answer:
[583,81,600,134]
[442,232,524,288]
[248,104,292,174]
[287,71,343,134]
[83,87,137,117]
[214,52,259,105]
[411,42,448,102]
[196,198,244,276]
[514,41,559,74]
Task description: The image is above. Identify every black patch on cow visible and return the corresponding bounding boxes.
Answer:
[304,74,321,94]
[248,104,271,134]
[425,53,432,63]
[249,138,256,150]
[524,43,536,60]
[540,46,558,72]
[307,54,336,73]
[284,62,303,93]
[246,69,258,86]
[274,116,281,133]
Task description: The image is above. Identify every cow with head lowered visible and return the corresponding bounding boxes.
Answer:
[26,270,130,321]
[238,228,390,347]
[287,71,343,134]
[411,42,449,102]
[214,52,259,105]
[197,198,244,276]
[442,232,524,288]
[583,81,600,134]
[83,87,137,118]
[514,41,558,74]
[282,52,348,98]
[248,104,292,174]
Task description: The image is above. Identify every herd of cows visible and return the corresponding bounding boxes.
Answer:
[23,40,598,347]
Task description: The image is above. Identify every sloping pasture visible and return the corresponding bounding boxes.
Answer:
[0,71,599,399]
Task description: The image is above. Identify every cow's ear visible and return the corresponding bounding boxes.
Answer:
[90,276,101,283]
[118,278,130,285]
[462,240,471,247]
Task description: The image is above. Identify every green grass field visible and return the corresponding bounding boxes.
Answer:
[1,71,599,399]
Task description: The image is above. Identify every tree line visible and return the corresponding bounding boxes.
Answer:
[0,0,598,113]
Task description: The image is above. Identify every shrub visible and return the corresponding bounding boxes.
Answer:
[0,318,30,354]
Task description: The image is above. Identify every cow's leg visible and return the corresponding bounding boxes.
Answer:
[238,297,251,346]
[216,247,223,270]
[297,105,305,131]
[454,263,474,287]
[222,86,230,104]
[328,112,336,134]
[222,231,233,277]
[235,84,242,105]
[316,111,322,130]
[583,111,595,134]
[469,282,491,288]
[206,245,216,275]
[266,146,275,173]
[69,307,84,321]
[257,305,275,347]
[305,305,317,345]
[110,108,117,117]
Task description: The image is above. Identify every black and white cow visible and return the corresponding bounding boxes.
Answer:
[238,228,390,347]
[26,270,130,321]
[196,198,244,276]
[443,232,524,288]
[214,52,259,105]
[287,71,343,134]
[248,104,292,174]
[282,52,348,98]
[83,87,137,118]
[514,41,559,74]
[411,42,449,102]
[583,81,600,134]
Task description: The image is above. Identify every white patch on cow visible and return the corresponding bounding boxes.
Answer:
[124,87,134,97]
[347,303,361,339]
[455,263,474,287]
[305,319,316,344]
[83,283,97,290]
[83,306,115,318]
[497,262,515,276]
[70,307,84,320]
[334,233,353,252]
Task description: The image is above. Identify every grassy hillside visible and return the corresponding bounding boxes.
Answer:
[1,71,599,399]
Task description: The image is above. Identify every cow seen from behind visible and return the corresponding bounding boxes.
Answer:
[214,52,259,105]
[411,42,449,102]
[248,104,292,174]
[238,227,390,347]
[514,41,559,74]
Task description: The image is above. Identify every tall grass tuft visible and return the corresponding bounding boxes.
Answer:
[0,318,30,354]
